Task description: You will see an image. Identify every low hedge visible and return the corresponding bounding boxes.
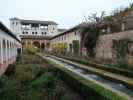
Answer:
[54,54,133,78]
[45,58,129,100]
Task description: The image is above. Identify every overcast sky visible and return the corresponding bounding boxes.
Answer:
[0,0,132,29]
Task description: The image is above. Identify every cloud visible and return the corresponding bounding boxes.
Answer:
[0,0,132,28]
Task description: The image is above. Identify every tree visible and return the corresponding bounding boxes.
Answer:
[84,11,105,23]
[81,12,105,57]
[129,3,133,10]
[80,24,99,57]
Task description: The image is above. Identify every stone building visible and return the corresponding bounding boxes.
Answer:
[95,30,133,65]
[9,12,133,65]
[50,24,83,54]
[21,35,51,52]
[10,18,58,38]
[49,13,133,65]
[0,22,21,75]
[94,10,133,64]
[10,18,58,51]
[50,23,90,55]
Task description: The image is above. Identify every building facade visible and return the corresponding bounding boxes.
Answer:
[21,35,51,52]
[10,18,59,51]
[9,13,133,65]
[0,22,21,75]
[10,18,58,38]
[50,24,87,55]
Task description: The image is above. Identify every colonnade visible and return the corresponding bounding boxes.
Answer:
[0,39,18,64]
[0,22,21,75]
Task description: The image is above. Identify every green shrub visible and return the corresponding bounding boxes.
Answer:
[21,89,43,100]
[0,76,19,100]
[15,64,41,83]
[16,54,21,62]
[1,53,84,100]
[30,72,57,91]
[5,64,16,77]
[23,46,38,55]
[72,40,79,54]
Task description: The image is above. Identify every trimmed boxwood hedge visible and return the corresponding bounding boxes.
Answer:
[45,57,129,100]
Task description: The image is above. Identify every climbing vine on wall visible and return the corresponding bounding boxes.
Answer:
[113,39,129,66]
[72,40,80,54]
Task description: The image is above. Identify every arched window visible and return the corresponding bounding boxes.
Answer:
[33,41,40,49]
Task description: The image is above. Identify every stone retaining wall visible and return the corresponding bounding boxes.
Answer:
[95,30,133,65]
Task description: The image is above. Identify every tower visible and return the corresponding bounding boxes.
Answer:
[10,18,21,39]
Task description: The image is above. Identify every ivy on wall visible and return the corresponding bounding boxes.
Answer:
[72,40,80,54]
[128,41,133,56]
[112,39,129,66]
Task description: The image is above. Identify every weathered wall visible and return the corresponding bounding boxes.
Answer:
[21,38,50,52]
[95,30,133,64]
[127,42,133,65]
[50,29,81,53]
[0,29,21,75]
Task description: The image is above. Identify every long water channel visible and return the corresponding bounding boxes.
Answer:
[46,56,133,98]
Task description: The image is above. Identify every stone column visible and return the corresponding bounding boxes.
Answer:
[9,41,11,63]
[8,41,10,61]
[5,40,8,63]
[13,42,15,58]
[10,42,12,58]
[107,27,111,33]
[12,42,14,59]
[11,42,13,58]
[29,24,31,29]
[39,24,41,29]
[0,39,3,65]
[4,40,6,62]
[14,43,16,57]
[121,22,125,31]
[6,40,8,61]
[7,41,9,61]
